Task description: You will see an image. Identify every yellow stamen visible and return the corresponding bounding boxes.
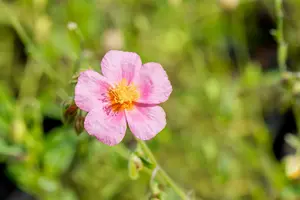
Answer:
[108,79,140,112]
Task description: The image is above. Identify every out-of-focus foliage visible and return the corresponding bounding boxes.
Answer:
[1,0,300,199]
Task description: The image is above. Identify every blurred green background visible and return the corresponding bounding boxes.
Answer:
[2,0,300,199]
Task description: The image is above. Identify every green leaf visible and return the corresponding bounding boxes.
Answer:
[139,156,155,170]
[43,127,77,177]
[0,139,23,157]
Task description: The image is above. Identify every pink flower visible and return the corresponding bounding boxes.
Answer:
[74,50,172,146]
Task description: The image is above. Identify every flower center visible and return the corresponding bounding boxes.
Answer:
[108,79,140,112]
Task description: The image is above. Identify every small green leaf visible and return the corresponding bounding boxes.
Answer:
[140,156,155,169]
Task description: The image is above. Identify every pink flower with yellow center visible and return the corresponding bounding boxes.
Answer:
[74,50,172,146]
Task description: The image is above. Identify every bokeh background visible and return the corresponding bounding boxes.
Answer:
[2,0,300,199]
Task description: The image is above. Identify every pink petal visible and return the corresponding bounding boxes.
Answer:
[126,104,166,140]
[135,62,172,104]
[101,50,142,83]
[84,108,127,146]
[75,70,111,112]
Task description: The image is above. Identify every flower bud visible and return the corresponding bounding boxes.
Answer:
[74,116,85,135]
[128,154,143,180]
[62,99,78,125]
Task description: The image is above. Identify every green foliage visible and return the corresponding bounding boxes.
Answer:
[1,0,300,199]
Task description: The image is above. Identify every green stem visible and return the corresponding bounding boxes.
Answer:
[138,140,188,200]
[73,41,84,74]
[138,140,157,165]
[158,168,188,200]
[72,27,85,74]
[274,0,300,134]
[275,0,287,72]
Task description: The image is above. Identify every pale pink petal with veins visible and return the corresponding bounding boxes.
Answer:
[84,108,127,146]
[101,50,142,83]
[135,62,172,104]
[75,70,111,112]
[126,104,166,140]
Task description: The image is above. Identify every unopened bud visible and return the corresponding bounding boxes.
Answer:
[62,99,78,124]
[74,116,85,135]
[133,155,143,170]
